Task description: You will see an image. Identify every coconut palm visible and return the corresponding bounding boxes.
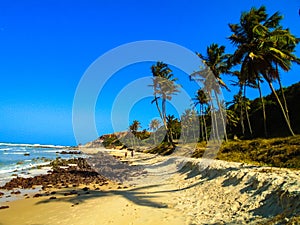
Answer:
[129,120,141,134]
[192,89,209,142]
[228,6,300,136]
[166,115,181,142]
[192,43,230,141]
[149,61,181,145]
[128,120,141,147]
[230,71,254,136]
[181,109,199,143]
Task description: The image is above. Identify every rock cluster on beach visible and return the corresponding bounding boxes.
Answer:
[0,158,108,190]
[86,152,147,182]
[59,150,82,154]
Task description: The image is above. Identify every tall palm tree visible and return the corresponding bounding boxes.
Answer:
[150,62,181,145]
[193,43,230,141]
[230,72,253,136]
[228,6,299,136]
[227,91,253,137]
[192,89,209,142]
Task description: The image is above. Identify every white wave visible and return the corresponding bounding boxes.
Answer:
[0,142,68,148]
[0,162,51,175]
[3,152,30,155]
[15,149,27,152]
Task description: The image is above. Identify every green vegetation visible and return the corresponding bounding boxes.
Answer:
[229,82,300,138]
[228,6,299,137]
[192,135,300,169]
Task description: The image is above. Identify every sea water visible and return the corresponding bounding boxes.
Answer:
[0,143,81,186]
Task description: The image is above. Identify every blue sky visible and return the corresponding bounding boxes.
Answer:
[0,0,299,145]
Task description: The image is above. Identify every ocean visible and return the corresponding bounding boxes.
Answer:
[0,143,81,186]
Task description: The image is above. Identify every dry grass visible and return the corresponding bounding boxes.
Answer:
[192,135,300,169]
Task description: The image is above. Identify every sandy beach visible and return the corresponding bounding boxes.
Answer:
[0,148,299,225]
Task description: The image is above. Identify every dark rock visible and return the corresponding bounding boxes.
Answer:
[0,206,9,210]
[0,158,109,192]
[49,196,56,200]
[60,151,82,155]
[64,190,77,196]
[33,193,42,198]
[70,190,77,194]
[82,187,89,191]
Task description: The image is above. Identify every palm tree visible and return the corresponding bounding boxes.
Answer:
[228,6,299,136]
[149,119,161,144]
[149,61,181,145]
[129,120,141,134]
[226,109,239,133]
[181,109,199,143]
[230,72,253,136]
[192,43,230,141]
[129,120,141,147]
[166,115,181,142]
[192,89,209,142]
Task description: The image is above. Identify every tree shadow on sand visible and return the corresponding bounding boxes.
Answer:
[35,184,170,208]
[35,177,206,209]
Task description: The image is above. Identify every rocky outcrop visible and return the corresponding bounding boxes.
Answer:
[0,158,108,190]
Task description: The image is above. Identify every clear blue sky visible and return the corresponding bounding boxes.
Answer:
[0,0,299,145]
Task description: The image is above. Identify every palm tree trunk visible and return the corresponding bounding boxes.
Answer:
[278,75,290,122]
[154,95,173,144]
[240,96,245,135]
[153,132,156,145]
[245,106,253,136]
[199,106,204,141]
[202,105,208,142]
[209,92,219,142]
[162,98,174,145]
[239,85,245,135]
[243,85,253,136]
[258,80,268,137]
[267,81,295,136]
[154,95,164,126]
[214,90,228,142]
